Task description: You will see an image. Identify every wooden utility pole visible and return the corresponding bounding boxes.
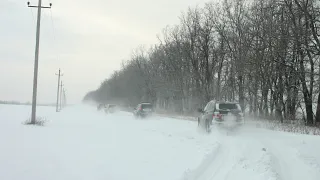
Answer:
[55,69,63,112]
[27,1,52,124]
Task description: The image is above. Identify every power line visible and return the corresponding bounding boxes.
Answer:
[29,8,35,23]
[48,3,63,87]
[49,9,62,67]
[48,0,65,110]
[49,9,56,39]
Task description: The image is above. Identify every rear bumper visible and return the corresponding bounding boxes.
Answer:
[213,117,244,123]
[139,112,153,116]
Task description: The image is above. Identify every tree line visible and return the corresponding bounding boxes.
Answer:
[84,0,320,126]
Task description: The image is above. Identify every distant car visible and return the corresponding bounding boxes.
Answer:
[97,104,105,111]
[104,104,117,113]
[133,103,153,118]
[197,101,244,132]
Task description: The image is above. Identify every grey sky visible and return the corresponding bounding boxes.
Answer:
[0,0,209,104]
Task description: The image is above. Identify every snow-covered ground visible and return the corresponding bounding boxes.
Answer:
[0,104,320,180]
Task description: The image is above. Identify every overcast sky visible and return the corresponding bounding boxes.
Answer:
[0,0,209,104]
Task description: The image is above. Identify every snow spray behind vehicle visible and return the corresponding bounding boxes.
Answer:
[223,112,238,128]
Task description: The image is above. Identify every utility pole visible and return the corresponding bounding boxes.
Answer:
[27,1,52,124]
[55,69,63,112]
[59,81,64,111]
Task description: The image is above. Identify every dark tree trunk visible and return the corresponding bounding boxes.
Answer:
[216,61,223,101]
[270,90,274,118]
[300,57,314,126]
[238,75,245,112]
[262,88,269,118]
[275,101,283,123]
[315,92,320,127]
[249,93,253,114]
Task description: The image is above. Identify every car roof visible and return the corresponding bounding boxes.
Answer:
[209,100,239,104]
[217,101,239,104]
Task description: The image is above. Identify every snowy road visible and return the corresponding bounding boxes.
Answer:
[0,104,320,180]
[187,126,320,180]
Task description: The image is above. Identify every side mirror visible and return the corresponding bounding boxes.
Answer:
[197,108,203,113]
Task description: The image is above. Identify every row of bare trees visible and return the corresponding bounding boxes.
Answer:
[84,0,320,126]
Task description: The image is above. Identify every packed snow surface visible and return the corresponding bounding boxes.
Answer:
[0,104,320,180]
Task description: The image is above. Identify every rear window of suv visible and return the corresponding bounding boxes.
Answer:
[218,103,238,110]
[141,104,152,109]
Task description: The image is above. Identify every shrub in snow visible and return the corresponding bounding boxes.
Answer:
[23,117,47,126]
[252,118,320,136]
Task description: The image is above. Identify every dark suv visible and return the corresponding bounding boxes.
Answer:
[133,103,154,118]
[197,101,244,131]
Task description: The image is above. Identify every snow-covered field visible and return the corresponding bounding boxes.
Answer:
[0,104,320,180]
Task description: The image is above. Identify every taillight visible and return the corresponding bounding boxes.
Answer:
[213,113,222,119]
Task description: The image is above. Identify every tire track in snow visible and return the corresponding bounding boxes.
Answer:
[183,127,280,180]
[182,135,241,180]
[182,141,227,180]
[261,138,320,180]
[236,127,320,180]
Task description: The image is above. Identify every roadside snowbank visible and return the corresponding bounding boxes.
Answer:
[246,118,320,135]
